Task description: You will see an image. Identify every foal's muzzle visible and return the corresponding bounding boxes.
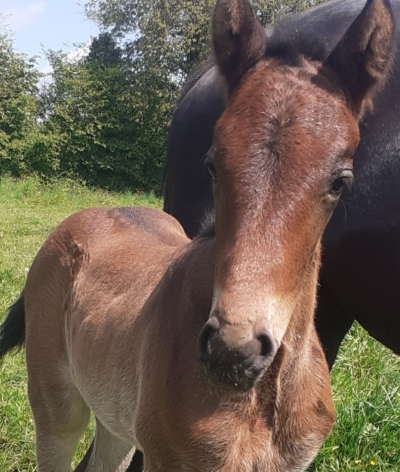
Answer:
[196,317,278,392]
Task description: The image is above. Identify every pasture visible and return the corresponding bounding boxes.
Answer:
[0,176,399,471]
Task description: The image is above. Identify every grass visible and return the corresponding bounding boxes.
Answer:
[1,176,400,471]
[311,327,400,471]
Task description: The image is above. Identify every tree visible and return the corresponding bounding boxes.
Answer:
[0,27,53,176]
[84,0,326,81]
[86,32,123,67]
[79,1,327,192]
[0,2,328,191]
[38,34,172,192]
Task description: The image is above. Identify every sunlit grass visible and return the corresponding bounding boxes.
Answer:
[1,176,399,471]
[312,323,400,471]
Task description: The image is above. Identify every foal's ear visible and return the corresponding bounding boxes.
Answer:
[325,0,395,118]
[212,0,268,94]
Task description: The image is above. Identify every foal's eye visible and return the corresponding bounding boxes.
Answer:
[329,170,354,197]
[205,156,217,181]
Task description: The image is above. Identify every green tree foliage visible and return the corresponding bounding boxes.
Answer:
[84,0,325,80]
[82,32,175,192]
[0,1,327,191]
[38,34,173,191]
[0,28,55,177]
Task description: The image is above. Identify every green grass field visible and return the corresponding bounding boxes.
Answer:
[1,176,399,471]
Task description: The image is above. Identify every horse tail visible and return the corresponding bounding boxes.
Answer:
[0,290,26,360]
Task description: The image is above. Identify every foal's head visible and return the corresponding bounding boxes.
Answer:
[197,0,394,391]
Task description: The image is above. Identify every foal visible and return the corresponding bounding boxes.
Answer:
[0,0,394,470]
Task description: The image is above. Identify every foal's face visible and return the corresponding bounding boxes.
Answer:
[199,60,358,391]
[212,59,359,309]
[197,0,394,391]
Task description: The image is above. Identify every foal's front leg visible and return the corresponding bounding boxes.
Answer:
[85,418,136,471]
[76,442,144,472]
[29,379,91,472]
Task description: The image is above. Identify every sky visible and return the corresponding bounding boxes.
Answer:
[0,0,99,73]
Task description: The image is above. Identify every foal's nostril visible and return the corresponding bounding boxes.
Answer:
[196,317,220,363]
[256,330,276,358]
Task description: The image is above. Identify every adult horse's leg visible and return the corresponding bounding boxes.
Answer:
[85,418,135,471]
[315,276,355,369]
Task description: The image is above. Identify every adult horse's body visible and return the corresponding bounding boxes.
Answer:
[164,0,400,367]
[0,0,394,470]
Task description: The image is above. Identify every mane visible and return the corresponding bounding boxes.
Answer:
[266,25,329,66]
[177,58,215,105]
[195,209,216,240]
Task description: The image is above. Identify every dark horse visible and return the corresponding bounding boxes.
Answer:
[164,0,400,369]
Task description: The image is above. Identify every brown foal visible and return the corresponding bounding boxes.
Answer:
[0,0,394,470]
